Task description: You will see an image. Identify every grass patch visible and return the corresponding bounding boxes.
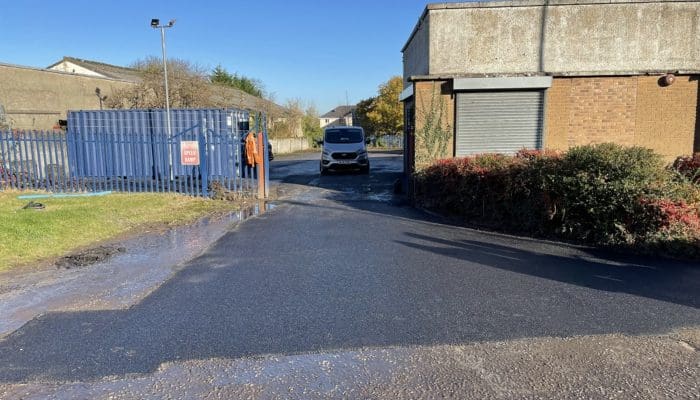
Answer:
[0,191,240,271]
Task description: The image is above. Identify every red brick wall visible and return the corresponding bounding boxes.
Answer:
[545,75,699,160]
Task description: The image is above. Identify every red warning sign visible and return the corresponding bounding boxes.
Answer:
[180,141,200,166]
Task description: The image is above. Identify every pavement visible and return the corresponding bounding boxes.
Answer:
[0,151,698,399]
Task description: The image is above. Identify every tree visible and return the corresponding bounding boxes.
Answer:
[302,104,323,144]
[210,65,233,85]
[268,99,303,139]
[106,57,213,109]
[210,65,265,98]
[367,76,403,136]
[353,97,377,136]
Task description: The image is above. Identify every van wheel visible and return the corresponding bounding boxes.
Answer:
[361,165,370,175]
[320,164,328,176]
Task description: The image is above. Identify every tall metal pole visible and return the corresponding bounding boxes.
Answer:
[160,27,172,139]
[152,18,175,181]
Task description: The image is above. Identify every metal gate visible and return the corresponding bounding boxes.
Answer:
[455,91,544,156]
[0,108,269,198]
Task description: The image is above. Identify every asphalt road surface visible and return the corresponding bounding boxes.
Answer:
[0,151,698,399]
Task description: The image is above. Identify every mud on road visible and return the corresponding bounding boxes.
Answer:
[54,245,126,269]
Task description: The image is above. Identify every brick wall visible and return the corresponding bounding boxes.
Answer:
[545,75,699,160]
[635,76,698,157]
[412,80,455,171]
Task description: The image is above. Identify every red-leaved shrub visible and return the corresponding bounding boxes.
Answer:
[414,144,700,257]
[672,153,700,184]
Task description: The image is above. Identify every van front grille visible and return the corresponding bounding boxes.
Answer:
[332,152,357,160]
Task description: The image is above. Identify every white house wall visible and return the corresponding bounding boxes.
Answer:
[47,61,106,77]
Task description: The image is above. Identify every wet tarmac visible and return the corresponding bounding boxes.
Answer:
[0,150,698,398]
[0,203,273,338]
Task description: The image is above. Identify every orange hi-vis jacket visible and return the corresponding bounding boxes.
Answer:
[245,132,258,166]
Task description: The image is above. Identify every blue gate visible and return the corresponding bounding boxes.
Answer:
[0,108,269,198]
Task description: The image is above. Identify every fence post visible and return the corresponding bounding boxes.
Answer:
[263,117,269,199]
[257,131,265,200]
[198,126,208,197]
[254,113,269,199]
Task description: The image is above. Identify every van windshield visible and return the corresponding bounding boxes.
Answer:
[325,129,363,144]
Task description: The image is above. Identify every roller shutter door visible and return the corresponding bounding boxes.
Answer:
[455,91,544,156]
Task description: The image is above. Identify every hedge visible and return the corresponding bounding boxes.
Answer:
[414,144,700,257]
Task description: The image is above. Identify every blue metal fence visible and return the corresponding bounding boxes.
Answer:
[0,108,269,197]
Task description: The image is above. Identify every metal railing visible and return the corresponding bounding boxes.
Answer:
[0,109,269,197]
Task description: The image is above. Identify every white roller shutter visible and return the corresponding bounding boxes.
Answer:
[455,91,544,156]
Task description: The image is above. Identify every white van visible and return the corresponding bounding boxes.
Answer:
[319,126,369,175]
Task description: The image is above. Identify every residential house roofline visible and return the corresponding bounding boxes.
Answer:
[47,56,142,81]
[320,105,356,119]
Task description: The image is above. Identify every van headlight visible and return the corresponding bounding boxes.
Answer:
[357,150,368,159]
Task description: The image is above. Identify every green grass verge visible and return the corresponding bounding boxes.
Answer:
[0,191,240,271]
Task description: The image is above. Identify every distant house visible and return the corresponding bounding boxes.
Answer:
[320,105,356,128]
[46,56,141,81]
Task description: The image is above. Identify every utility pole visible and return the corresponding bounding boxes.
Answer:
[151,18,176,180]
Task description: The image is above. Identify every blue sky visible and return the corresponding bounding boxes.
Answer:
[0,0,435,113]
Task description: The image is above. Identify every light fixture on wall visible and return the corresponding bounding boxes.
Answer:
[660,73,676,87]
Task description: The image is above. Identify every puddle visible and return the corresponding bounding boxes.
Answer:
[366,191,394,202]
[326,188,395,204]
[0,201,272,337]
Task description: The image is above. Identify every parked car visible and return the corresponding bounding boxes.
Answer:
[319,126,369,175]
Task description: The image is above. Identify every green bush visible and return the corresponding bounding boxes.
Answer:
[551,144,667,244]
[414,143,700,257]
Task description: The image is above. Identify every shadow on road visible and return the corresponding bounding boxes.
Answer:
[0,152,698,383]
[397,232,700,309]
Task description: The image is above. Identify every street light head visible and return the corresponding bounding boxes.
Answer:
[168,19,176,27]
[150,18,159,28]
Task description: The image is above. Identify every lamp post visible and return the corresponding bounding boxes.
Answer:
[151,18,175,180]
[150,18,175,137]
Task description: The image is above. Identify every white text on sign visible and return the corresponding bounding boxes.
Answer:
[180,141,200,166]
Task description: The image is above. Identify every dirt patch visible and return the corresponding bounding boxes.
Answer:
[0,284,21,296]
[55,246,126,269]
